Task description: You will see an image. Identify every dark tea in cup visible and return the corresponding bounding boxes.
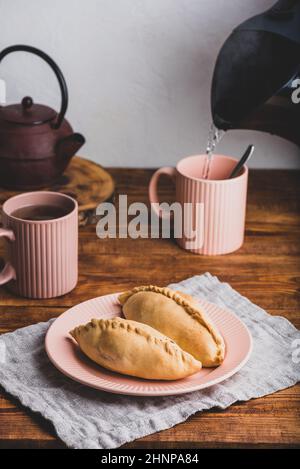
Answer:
[11,204,69,221]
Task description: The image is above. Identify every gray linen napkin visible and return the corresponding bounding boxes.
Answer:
[0,273,299,449]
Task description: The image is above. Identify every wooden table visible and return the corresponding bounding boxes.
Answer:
[0,168,299,449]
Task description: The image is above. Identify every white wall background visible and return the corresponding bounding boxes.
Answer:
[0,0,299,169]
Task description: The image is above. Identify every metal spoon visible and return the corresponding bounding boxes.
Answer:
[229,144,255,179]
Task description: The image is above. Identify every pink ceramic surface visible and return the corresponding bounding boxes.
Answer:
[0,191,78,298]
[149,154,248,255]
[45,292,252,396]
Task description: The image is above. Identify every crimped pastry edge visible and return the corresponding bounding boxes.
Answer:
[70,317,202,366]
[118,285,225,361]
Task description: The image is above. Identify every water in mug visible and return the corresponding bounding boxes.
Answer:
[202,123,224,179]
[11,204,69,221]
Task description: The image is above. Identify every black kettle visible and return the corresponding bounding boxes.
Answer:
[211,0,300,147]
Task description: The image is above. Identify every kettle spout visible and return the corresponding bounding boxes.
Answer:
[212,113,232,132]
[56,133,85,162]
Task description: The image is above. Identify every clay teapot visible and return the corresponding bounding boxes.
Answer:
[0,45,85,189]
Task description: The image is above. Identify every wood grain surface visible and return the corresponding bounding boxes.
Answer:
[0,156,115,226]
[0,168,299,449]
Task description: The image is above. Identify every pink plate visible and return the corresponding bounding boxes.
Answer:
[45,293,252,396]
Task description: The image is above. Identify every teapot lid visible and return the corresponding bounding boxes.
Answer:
[0,96,56,125]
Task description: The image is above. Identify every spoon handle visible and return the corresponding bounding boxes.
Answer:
[229,144,254,179]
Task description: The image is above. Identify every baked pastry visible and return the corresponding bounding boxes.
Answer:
[70,317,202,380]
[119,285,225,367]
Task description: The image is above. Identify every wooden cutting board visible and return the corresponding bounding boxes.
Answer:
[0,156,115,226]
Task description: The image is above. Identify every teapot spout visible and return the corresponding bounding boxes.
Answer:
[56,133,85,162]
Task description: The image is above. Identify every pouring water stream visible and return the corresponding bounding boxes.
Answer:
[202,123,254,179]
[202,123,225,179]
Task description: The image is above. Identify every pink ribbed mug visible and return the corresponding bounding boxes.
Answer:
[149,154,248,255]
[0,191,78,298]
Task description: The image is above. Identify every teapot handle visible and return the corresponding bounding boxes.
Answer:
[0,44,68,129]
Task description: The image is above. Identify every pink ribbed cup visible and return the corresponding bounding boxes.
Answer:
[0,191,78,298]
[149,154,248,255]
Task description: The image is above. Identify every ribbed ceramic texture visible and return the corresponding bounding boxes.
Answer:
[2,212,78,299]
[45,292,252,396]
[176,172,248,255]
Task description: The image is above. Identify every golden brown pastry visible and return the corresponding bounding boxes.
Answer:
[70,317,202,380]
[119,285,225,367]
